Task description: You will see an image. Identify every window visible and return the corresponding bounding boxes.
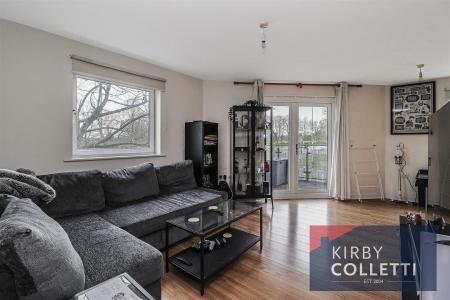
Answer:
[73,75,156,156]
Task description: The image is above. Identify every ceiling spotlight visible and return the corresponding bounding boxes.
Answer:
[260,22,268,52]
[417,64,424,80]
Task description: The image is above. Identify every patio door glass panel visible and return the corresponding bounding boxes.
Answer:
[268,100,332,198]
[297,105,329,193]
[272,105,289,192]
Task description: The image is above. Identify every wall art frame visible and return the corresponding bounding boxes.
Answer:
[390,81,435,135]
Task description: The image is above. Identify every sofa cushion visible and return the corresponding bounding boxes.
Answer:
[155,160,197,194]
[37,170,105,218]
[57,213,162,288]
[102,163,159,207]
[0,197,85,300]
[99,188,224,238]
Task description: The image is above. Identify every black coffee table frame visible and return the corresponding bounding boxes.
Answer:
[165,204,263,296]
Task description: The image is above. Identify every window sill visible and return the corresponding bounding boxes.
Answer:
[64,153,166,162]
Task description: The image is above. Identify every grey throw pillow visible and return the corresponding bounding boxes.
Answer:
[37,170,105,218]
[102,162,160,207]
[156,160,198,194]
[0,196,85,300]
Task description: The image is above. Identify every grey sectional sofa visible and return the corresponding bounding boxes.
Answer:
[0,160,226,300]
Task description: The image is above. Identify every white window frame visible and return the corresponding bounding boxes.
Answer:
[72,72,159,158]
[266,97,334,199]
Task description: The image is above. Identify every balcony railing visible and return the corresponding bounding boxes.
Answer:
[273,143,327,183]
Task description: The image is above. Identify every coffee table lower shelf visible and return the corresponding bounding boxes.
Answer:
[168,227,260,292]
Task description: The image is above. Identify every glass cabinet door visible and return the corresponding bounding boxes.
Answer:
[254,107,272,197]
[232,105,272,199]
[233,109,252,197]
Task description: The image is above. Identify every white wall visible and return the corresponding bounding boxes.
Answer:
[203,81,386,199]
[0,20,203,174]
[384,76,450,202]
[347,85,386,199]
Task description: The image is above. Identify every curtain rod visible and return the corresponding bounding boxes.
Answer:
[70,55,167,83]
[264,95,335,99]
[233,81,362,88]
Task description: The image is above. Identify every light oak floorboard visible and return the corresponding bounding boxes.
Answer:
[162,199,447,300]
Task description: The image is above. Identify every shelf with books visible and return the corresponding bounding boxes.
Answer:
[185,121,219,189]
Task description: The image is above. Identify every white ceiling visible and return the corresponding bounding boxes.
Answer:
[1,0,450,84]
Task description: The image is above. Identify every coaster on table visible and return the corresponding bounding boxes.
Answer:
[223,232,232,239]
[188,217,200,223]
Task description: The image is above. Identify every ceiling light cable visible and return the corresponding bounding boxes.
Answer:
[417,64,424,80]
[260,22,268,53]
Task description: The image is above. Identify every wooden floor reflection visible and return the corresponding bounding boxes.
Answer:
[162,199,442,300]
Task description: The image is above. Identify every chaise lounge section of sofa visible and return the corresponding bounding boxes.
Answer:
[0,160,227,300]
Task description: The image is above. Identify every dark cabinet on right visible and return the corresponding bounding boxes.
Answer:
[230,104,273,202]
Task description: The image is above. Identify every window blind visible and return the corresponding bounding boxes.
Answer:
[71,55,166,91]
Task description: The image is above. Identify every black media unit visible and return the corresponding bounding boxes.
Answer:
[185,121,219,189]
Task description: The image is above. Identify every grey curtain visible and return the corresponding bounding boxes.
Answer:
[255,79,264,105]
[329,82,351,200]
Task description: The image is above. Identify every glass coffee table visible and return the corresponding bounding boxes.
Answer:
[165,200,263,296]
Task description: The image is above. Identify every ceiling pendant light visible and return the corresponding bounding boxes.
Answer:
[260,22,268,53]
[417,64,424,80]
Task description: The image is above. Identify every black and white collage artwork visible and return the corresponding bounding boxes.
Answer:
[391,81,435,134]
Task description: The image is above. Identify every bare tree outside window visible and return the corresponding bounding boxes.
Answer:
[74,75,154,154]
[272,106,289,161]
[272,115,289,145]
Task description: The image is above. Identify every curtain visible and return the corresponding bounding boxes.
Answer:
[329,82,351,200]
[255,79,264,105]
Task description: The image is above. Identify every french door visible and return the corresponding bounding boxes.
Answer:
[269,100,333,199]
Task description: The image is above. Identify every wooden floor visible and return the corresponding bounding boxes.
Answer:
[161,199,442,300]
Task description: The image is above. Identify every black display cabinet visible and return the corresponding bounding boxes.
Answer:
[230,104,273,204]
[185,121,219,188]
